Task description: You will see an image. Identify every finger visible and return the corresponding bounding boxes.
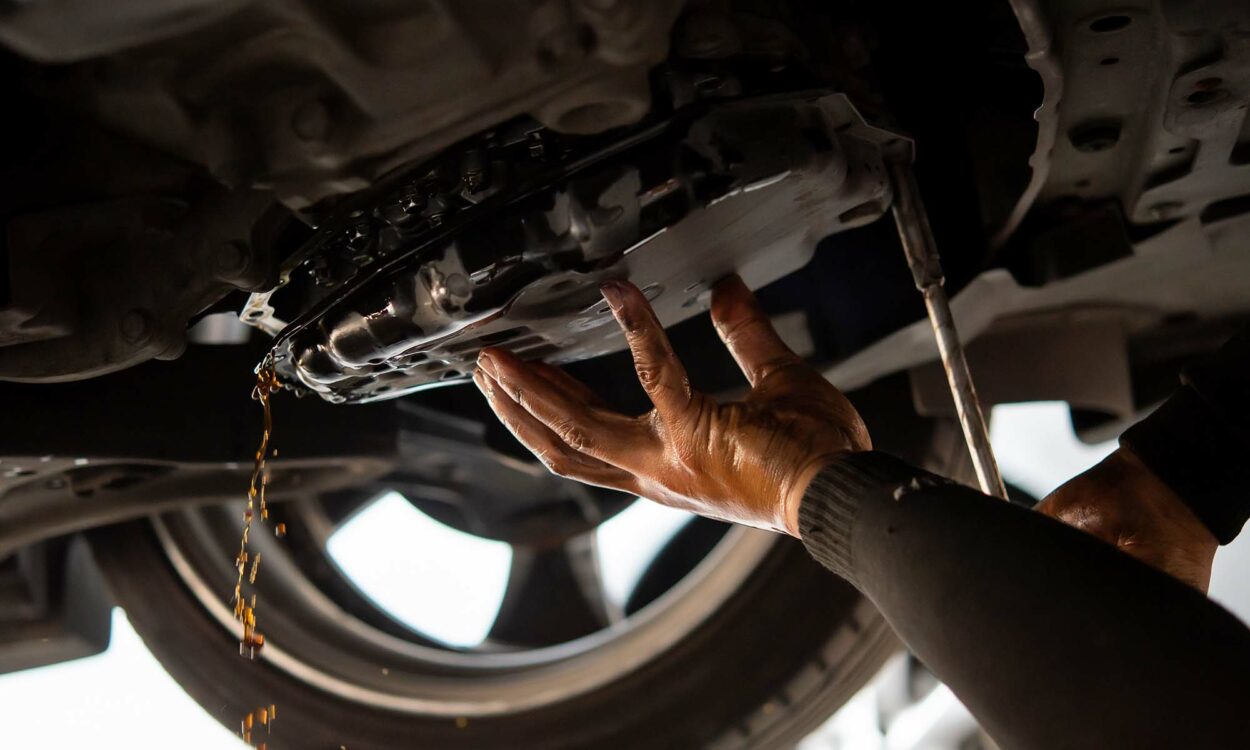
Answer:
[600,280,693,418]
[478,347,653,468]
[709,274,803,387]
[474,369,638,493]
[528,361,608,408]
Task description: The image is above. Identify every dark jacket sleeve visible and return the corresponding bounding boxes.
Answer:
[1120,326,1250,543]
[799,451,1250,750]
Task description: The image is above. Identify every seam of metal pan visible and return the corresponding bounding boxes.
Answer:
[153,514,775,716]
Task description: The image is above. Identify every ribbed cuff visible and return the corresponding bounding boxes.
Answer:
[799,451,924,583]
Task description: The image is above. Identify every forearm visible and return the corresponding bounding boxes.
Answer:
[801,452,1250,750]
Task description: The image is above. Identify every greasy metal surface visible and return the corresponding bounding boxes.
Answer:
[259,93,901,403]
[829,213,1250,392]
[0,189,274,382]
[0,346,396,556]
[909,310,1136,421]
[0,343,631,555]
[889,161,1007,500]
[991,0,1062,249]
[0,0,682,210]
[0,454,391,560]
[993,1,1250,247]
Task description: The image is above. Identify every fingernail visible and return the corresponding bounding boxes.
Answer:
[600,281,625,313]
[477,350,498,378]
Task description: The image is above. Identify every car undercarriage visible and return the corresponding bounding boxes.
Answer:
[1,1,1248,747]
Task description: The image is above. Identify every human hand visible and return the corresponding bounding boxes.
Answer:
[472,275,870,537]
[1036,447,1217,591]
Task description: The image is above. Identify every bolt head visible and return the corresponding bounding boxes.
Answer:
[214,241,252,280]
[344,223,373,252]
[120,309,153,346]
[292,99,330,141]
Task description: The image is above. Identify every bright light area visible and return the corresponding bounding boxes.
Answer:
[989,400,1116,498]
[596,499,695,608]
[326,491,512,647]
[0,608,242,749]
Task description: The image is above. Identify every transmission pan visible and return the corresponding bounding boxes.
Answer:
[251,93,901,403]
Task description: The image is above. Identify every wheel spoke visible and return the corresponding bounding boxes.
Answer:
[487,533,619,647]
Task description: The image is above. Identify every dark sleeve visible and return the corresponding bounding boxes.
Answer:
[1120,326,1250,543]
[800,451,1250,750]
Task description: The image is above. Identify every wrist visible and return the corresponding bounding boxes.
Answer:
[783,452,846,538]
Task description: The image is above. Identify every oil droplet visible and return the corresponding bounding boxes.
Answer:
[275,522,287,538]
[456,717,469,729]
[235,359,283,747]
[240,704,278,747]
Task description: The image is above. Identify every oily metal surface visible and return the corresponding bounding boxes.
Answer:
[257,92,903,403]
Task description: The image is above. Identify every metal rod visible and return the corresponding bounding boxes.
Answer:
[887,160,1008,500]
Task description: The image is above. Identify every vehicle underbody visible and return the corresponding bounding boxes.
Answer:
[1,1,1248,747]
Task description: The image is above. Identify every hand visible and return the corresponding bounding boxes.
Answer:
[1036,447,1217,591]
[472,275,870,537]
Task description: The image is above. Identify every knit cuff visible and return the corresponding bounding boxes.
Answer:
[799,451,922,583]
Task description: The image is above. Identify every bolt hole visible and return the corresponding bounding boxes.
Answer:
[1068,121,1121,152]
[1100,56,1120,66]
[1188,89,1222,106]
[1089,15,1131,33]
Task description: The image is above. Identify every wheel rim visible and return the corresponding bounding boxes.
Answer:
[152,494,776,717]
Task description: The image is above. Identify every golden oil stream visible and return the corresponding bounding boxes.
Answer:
[235,358,284,747]
[240,703,277,748]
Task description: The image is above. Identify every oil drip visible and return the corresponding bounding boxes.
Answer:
[240,704,277,748]
[235,359,282,746]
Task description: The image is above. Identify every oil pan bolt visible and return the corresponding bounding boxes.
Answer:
[213,240,253,285]
[120,309,154,346]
